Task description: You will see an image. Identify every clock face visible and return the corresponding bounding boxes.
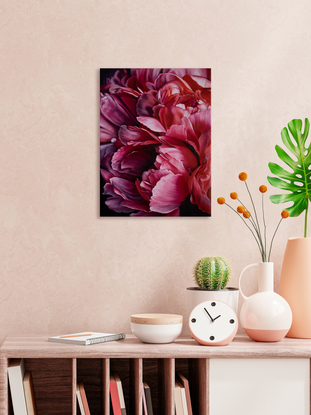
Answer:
[189,300,238,346]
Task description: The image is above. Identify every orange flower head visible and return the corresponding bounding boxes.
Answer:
[281,210,289,219]
[237,205,245,214]
[243,210,251,218]
[217,197,225,205]
[230,192,238,200]
[259,185,267,193]
[238,172,248,181]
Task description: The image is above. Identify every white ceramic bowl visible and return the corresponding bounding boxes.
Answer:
[131,314,183,344]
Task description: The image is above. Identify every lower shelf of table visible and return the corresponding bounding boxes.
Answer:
[4,357,208,415]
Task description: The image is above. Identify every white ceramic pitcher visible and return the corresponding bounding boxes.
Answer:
[239,262,292,342]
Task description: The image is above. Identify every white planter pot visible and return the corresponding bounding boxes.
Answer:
[187,287,239,317]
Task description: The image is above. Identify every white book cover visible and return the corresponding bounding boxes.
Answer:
[48,332,125,345]
[180,386,189,415]
[114,372,126,413]
[174,380,184,415]
[8,358,28,415]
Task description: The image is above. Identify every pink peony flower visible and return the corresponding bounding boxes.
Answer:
[100,68,211,216]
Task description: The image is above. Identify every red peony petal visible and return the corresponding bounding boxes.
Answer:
[119,125,159,146]
[150,173,189,214]
[159,106,185,130]
[137,116,166,133]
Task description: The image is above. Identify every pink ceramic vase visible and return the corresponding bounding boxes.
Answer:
[279,237,311,338]
[239,262,292,342]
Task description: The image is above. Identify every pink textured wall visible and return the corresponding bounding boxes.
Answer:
[1,0,311,342]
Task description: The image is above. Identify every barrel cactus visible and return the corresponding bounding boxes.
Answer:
[194,257,231,290]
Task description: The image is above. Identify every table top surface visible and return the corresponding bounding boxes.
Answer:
[1,334,311,359]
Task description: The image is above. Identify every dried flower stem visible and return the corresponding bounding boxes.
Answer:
[224,202,263,255]
[262,193,267,261]
[245,181,262,236]
[218,173,289,262]
[268,218,283,262]
[237,197,265,260]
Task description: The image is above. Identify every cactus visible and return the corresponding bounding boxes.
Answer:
[194,257,231,290]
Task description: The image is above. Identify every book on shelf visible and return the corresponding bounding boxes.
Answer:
[113,372,127,415]
[76,383,85,415]
[23,372,37,415]
[174,379,189,415]
[8,358,28,415]
[142,382,148,415]
[48,332,125,345]
[143,381,153,415]
[110,371,127,415]
[76,381,91,415]
[141,383,148,415]
[110,374,121,415]
[174,379,184,415]
[176,372,192,415]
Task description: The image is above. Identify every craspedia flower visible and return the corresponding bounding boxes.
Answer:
[237,205,245,214]
[238,172,248,181]
[243,210,251,218]
[259,185,267,193]
[217,197,225,205]
[230,192,238,200]
[281,210,289,219]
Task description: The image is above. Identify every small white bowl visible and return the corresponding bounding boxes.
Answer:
[131,313,183,344]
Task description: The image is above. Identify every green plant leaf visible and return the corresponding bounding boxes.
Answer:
[267,118,311,218]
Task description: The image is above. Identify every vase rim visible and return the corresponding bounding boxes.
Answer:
[288,237,311,241]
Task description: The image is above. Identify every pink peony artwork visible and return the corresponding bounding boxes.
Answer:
[100,68,211,216]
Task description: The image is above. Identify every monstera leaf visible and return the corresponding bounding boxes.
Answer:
[267,118,311,222]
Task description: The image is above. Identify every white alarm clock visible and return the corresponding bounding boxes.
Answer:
[189,300,238,346]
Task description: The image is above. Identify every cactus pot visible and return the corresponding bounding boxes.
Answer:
[186,287,239,317]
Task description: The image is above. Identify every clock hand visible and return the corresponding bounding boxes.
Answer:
[204,307,214,322]
[213,315,221,321]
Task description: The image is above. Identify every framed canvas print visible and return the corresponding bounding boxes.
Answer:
[100,68,211,217]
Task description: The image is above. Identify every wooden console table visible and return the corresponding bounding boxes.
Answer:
[0,334,310,415]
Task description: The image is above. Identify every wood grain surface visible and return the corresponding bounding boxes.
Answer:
[2,334,311,359]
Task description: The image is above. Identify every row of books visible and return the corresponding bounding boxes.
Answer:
[175,372,193,415]
[8,359,191,415]
[7,358,91,415]
[110,371,153,415]
[8,359,37,415]
[109,371,193,415]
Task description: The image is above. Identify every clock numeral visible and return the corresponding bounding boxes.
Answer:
[191,318,196,323]
[230,319,235,324]
[209,336,215,341]
[211,302,216,307]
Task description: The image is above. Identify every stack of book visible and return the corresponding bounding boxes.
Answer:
[174,372,193,415]
[8,358,37,415]
[110,371,127,415]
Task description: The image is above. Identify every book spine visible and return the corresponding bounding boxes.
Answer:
[86,333,125,345]
[145,386,153,415]
[79,383,91,415]
[23,372,37,415]
[110,380,122,415]
[142,383,148,415]
[8,359,28,415]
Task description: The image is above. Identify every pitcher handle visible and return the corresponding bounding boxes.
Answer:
[239,263,258,301]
